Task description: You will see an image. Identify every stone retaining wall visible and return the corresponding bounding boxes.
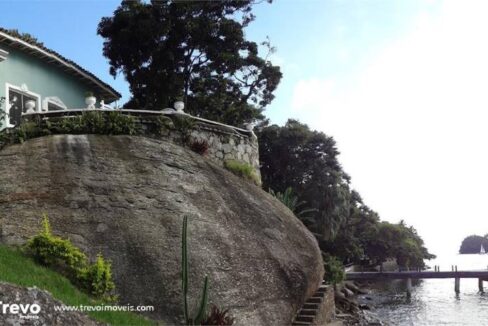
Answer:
[187,122,260,176]
[22,109,261,181]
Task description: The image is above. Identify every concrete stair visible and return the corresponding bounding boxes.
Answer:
[292,280,330,326]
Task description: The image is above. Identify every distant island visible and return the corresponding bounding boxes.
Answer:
[459,235,488,254]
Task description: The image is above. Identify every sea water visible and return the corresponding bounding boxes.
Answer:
[363,254,488,325]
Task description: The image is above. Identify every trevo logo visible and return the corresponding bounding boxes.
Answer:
[0,302,41,319]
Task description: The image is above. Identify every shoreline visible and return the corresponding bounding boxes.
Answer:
[332,281,385,326]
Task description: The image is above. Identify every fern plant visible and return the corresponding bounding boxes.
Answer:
[269,187,317,223]
[181,216,209,325]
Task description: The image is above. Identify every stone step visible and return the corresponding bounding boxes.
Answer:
[312,292,325,298]
[307,297,322,304]
[303,303,320,310]
[316,286,328,293]
[292,322,312,326]
[296,315,314,323]
[298,309,317,316]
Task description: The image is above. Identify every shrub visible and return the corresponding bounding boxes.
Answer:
[201,305,235,326]
[6,111,140,145]
[105,111,139,135]
[80,254,116,301]
[323,253,345,285]
[151,115,174,136]
[81,111,106,133]
[190,139,209,155]
[14,121,50,143]
[24,214,87,280]
[24,214,116,300]
[224,160,261,186]
[171,115,196,144]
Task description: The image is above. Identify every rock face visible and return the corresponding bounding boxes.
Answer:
[0,282,101,325]
[0,135,323,325]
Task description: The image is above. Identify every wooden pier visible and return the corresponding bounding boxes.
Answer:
[346,269,488,295]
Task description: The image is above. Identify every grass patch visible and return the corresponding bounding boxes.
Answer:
[0,245,156,326]
[224,160,261,186]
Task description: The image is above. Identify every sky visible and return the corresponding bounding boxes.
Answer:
[1,0,487,257]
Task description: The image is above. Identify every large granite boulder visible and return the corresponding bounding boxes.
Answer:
[0,282,102,325]
[0,135,323,325]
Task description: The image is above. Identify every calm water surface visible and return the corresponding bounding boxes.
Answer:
[363,254,488,325]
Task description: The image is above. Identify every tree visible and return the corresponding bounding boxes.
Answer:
[258,120,435,267]
[362,221,435,268]
[258,119,352,240]
[98,0,282,126]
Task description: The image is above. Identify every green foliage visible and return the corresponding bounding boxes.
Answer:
[97,0,282,125]
[0,245,154,325]
[24,214,116,300]
[49,111,139,135]
[258,120,435,267]
[24,214,87,280]
[172,115,196,144]
[104,111,139,135]
[80,254,116,301]
[150,115,174,136]
[0,111,141,147]
[460,235,488,254]
[181,216,209,325]
[322,253,345,285]
[13,121,50,143]
[258,120,353,240]
[224,160,261,186]
[269,187,317,223]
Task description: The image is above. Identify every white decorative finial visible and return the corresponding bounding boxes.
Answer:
[244,122,256,131]
[174,101,185,113]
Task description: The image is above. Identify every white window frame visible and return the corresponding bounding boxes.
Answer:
[0,48,8,62]
[42,96,67,112]
[4,83,41,128]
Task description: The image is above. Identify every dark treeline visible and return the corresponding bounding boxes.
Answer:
[258,120,435,269]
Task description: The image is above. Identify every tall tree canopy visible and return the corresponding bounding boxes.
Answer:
[258,119,352,240]
[258,120,435,266]
[98,0,282,126]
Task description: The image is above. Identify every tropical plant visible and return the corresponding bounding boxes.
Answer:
[201,305,234,326]
[268,187,316,223]
[190,139,209,155]
[181,216,209,325]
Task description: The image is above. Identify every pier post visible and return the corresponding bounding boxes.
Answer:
[455,277,460,293]
[406,278,412,298]
[479,278,484,292]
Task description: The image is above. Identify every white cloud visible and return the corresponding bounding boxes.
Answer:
[290,0,488,256]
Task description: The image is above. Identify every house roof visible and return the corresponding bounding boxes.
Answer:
[0,28,121,103]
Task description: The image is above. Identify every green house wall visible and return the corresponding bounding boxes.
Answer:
[0,45,98,125]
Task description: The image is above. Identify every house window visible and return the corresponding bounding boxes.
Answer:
[5,84,40,127]
[42,96,67,112]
